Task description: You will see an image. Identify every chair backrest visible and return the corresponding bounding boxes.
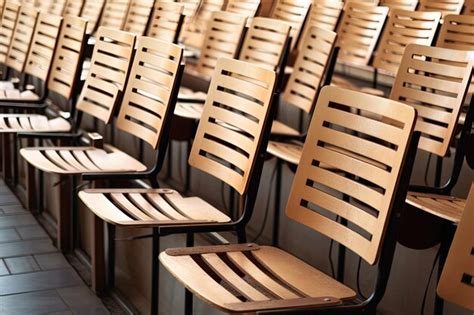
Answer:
[123,0,155,35]
[38,0,67,15]
[0,2,20,65]
[189,58,277,195]
[23,13,62,82]
[286,85,417,264]
[270,0,312,51]
[225,0,260,25]
[419,0,464,19]
[76,27,136,124]
[99,0,131,30]
[464,0,474,14]
[335,3,388,66]
[146,1,184,43]
[196,11,247,77]
[306,0,343,32]
[437,14,474,51]
[5,5,38,74]
[238,17,291,72]
[62,0,84,16]
[46,15,87,100]
[390,44,473,157]
[80,0,105,34]
[437,183,474,312]
[182,0,225,48]
[380,0,419,11]
[283,26,337,114]
[116,37,183,150]
[373,10,441,74]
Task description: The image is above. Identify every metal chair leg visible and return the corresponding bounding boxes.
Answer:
[107,224,116,289]
[272,159,282,246]
[185,233,194,315]
[151,228,160,315]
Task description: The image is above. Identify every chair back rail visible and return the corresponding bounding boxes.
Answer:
[76,27,136,123]
[335,3,388,66]
[390,44,473,157]
[437,183,474,312]
[80,0,105,34]
[146,1,184,43]
[380,0,419,11]
[62,0,84,16]
[196,11,247,77]
[23,13,63,82]
[419,0,465,19]
[116,36,183,149]
[123,0,155,35]
[189,58,277,195]
[0,2,20,65]
[270,0,312,51]
[99,0,131,30]
[287,85,417,264]
[238,17,291,72]
[283,26,337,114]
[5,5,38,74]
[373,10,441,75]
[437,14,474,51]
[47,15,87,100]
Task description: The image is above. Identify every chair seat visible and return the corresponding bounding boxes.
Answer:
[0,81,15,90]
[0,89,40,100]
[271,120,300,136]
[0,114,70,133]
[20,144,147,174]
[78,188,231,227]
[267,140,303,165]
[159,244,356,313]
[174,101,204,120]
[406,192,466,223]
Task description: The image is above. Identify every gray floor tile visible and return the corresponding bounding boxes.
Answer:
[0,228,21,243]
[0,194,20,206]
[16,225,48,240]
[0,205,27,215]
[0,269,83,295]
[5,256,40,274]
[0,214,37,228]
[0,239,56,258]
[0,259,9,276]
[0,290,69,315]
[57,286,103,308]
[35,253,70,270]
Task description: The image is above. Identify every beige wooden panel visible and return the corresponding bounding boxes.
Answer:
[146,1,184,43]
[123,0,154,35]
[0,2,20,64]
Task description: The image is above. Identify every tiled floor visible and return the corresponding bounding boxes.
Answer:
[0,180,110,315]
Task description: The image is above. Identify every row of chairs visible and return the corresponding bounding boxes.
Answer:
[0,0,469,315]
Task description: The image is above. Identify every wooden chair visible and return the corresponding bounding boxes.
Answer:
[62,0,84,16]
[372,10,441,76]
[225,0,260,25]
[0,5,38,87]
[270,0,312,51]
[146,1,185,43]
[122,0,155,35]
[0,15,86,186]
[380,0,419,10]
[78,57,277,314]
[0,12,63,101]
[160,85,419,314]
[98,0,131,31]
[437,183,474,312]
[0,2,20,72]
[331,3,388,88]
[18,27,136,250]
[418,0,465,19]
[80,0,106,34]
[182,0,225,49]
